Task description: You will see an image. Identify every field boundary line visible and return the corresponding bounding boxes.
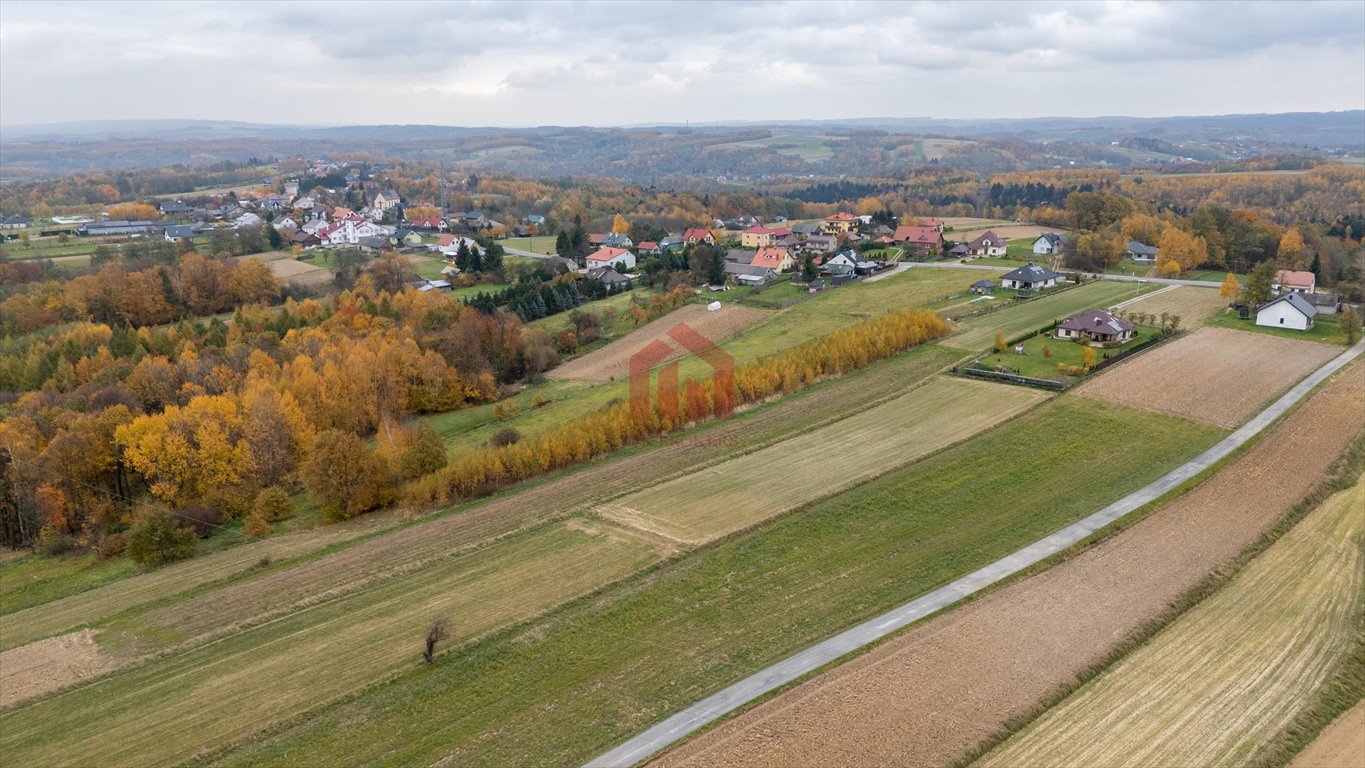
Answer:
[584,341,1364,768]
[1110,283,1176,310]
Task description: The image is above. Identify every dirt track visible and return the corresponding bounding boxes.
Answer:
[1075,326,1340,428]
[549,303,767,382]
[654,361,1364,768]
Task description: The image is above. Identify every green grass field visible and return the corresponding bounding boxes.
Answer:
[503,235,560,254]
[945,281,1162,351]
[0,240,102,259]
[201,398,1224,767]
[1205,309,1350,346]
[603,377,1047,543]
[979,476,1365,768]
[1,522,665,768]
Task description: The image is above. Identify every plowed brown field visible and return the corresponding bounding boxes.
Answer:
[653,361,1364,768]
[1074,326,1340,428]
[549,303,768,382]
[1292,701,1365,768]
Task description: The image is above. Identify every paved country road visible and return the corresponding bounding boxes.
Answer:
[585,339,1365,768]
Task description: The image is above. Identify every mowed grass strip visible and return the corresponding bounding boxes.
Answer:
[977,476,1365,768]
[203,398,1224,768]
[0,511,400,651]
[945,281,1161,350]
[0,521,665,768]
[601,377,1047,543]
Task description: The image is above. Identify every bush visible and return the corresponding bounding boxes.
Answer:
[126,509,197,567]
[204,485,253,520]
[493,400,519,421]
[243,511,272,537]
[252,486,294,522]
[492,427,522,447]
[96,533,127,560]
[532,394,547,408]
[37,532,78,557]
[398,424,448,479]
[177,503,224,538]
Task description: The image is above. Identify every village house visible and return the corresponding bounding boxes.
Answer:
[159,200,191,217]
[1,215,33,230]
[822,212,858,234]
[1000,262,1064,292]
[1032,232,1069,256]
[163,225,194,243]
[726,249,756,265]
[893,225,944,255]
[585,246,636,271]
[390,229,423,248]
[1054,309,1136,344]
[750,246,794,272]
[407,214,444,230]
[437,233,479,257]
[725,262,776,286]
[682,227,714,246]
[1272,269,1316,295]
[965,231,1008,258]
[740,225,789,249]
[541,255,580,275]
[602,232,634,249]
[291,230,322,248]
[801,233,838,253]
[585,265,633,289]
[1256,293,1318,331]
[1125,240,1160,263]
[636,240,660,255]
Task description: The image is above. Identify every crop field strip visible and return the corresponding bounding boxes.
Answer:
[0,345,965,698]
[600,377,1047,543]
[1075,326,1340,428]
[199,398,1223,768]
[0,521,665,767]
[977,476,1365,768]
[1113,285,1227,329]
[654,360,1365,768]
[943,280,1162,350]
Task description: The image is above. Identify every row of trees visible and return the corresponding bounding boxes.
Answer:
[405,307,950,507]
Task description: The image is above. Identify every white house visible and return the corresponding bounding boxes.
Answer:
[1272,269,1316,295]
[319,218,390,245]
[966,231,1008,258]
[1256,293,1317,331]
[1032,232,1068,256]
[1000,262,1064,291]
[585,246,636,271]
[1125,241,1160,263]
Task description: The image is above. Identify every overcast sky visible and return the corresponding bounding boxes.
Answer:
[2,0,1362,127]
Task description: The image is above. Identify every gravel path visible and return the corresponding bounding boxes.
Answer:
[587,342,1363,768]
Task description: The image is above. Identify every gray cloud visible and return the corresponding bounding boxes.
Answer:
[1,0,1361,127]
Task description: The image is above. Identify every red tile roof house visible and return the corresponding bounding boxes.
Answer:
[966,231,1008,258]
[585,246,636,271]
[588,233,607,247]
[407,215,444,230]
[682,228,714,245]
[1272,269,1316,295]
[749,247,794,272]
[637,241,660,255]
[1054,309,1136,345]
[893,225,945,255]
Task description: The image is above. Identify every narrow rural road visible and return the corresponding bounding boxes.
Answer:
[585,339,1365,768]
[900,260,1222,288]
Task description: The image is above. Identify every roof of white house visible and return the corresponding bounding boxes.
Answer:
[1001,262,1063,282]
[1258,292,1318,319]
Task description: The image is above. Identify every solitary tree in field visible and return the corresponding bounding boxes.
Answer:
[994,330,1007,352]
[1341,308,1362,345]
[1041,344,1051,358]
[1220,272,1240,302]
[423,619,450,664]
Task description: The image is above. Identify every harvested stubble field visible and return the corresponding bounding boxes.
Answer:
[944,280,1160,350]
[257,251,331,287]
[0,629,102,708]
[1,522,665,768]
[978,476,1365,768]
[948,224,1059,244]
[549,303,768,382]
[0,345,960,719]
[1075,326,1340,428]
[1114,285,1227,329]
[600,377,1047,543]
[205,398,1221,768]
[654,361,1365,768]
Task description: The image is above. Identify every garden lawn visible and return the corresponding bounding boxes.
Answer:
[204,397,1224,768]
[972,327,1162,384]
[503,236,560,254]
[946,281,1162,351]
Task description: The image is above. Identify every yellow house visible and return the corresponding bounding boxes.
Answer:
[741,225,787,249]
[822,212,857,234]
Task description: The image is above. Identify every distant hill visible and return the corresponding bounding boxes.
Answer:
[2,112,1360,179]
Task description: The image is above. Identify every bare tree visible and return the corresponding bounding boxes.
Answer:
[423,619,450,664]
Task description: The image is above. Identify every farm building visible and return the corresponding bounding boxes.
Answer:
[1306,292,1340,315]
[970,279,996,295]
[949,244,970,258]
[78,220,157,236]
[586,246,636,271]
[965,231,1008,258]
[1125,241,1159,263]
[1000,263,1063,292]
[725,262,776,285]
[1055,309,1136,344]
[1272,269,1316,295]
[1256,293,1317,331]
[1032,232,1069,255]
